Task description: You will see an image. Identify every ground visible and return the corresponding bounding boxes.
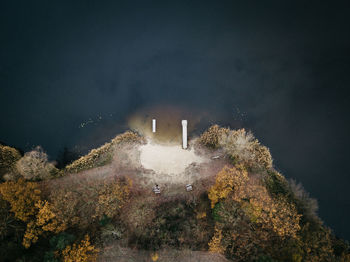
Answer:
[59,138,230,197]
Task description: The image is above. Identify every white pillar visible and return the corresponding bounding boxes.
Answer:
[152,119,156,133]
[182,120,187,149]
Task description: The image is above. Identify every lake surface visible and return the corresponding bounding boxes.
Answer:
[1,0,349,240]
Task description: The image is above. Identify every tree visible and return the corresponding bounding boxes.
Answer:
[0,178,41,222]
[22,200,67,248]
[61,235,99,262]
[219,129,273,169]
[16,146,58,181]
[48,188,80,228]
[207,165,302,261]
[208,165,248,208]
[199,125,229,148]
[94,177,132,219]
[208,225,225,253]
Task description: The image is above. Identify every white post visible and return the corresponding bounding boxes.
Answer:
[182,120,187,149]
[152,119,156,133]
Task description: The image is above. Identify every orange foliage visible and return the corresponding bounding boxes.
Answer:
[199,125,229,148]
[208,225,225,254]
[94,178,132,219]
[22,200,67,248]
[35,200,66,233]
[0,178,68,248]
[0,178,41,222]
[231,180,301,239]
[22,221,42,248]
[151,252,159,261]
[62,234,99,262]
[208,165,302,259]
[208,165,248,208]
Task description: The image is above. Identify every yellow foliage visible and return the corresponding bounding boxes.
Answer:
[199,125,229,148]
[208,226,225,253]
[0,144,21,178]
[151,252,159,261]
[66,131,143,173]
[248,196,301,238]
[62,235,99,262]
[196,212,207,219]
[35,200,66,233]
[22,200,67,248]
[0,179,68,248]
[208,165,301,258]
[208,165,248,208]
[95,178,132,219]
[22,221,42,248]
[232,177,301,239]
[0,178,41,222]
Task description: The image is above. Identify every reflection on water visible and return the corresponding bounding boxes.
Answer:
[127,105,209,145]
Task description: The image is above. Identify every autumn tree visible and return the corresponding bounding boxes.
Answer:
[0,178,68,248]
[208,225,225,254]
[61,234,99,262]
[208,165,248,208]
[199,125,229,148]
[94,177,132,219]
[22,200,68,247]
[208,165,302,260]
[22,200,67,248]
[0,178,41,222]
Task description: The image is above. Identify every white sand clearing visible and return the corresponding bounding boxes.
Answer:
[139,141,206,175]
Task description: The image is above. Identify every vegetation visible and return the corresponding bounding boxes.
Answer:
[65,131,144,173]
[0,144,21,181]
[16,146,59,181]
[0,127,349,261]
[199,124,229,148]
[61,235,99,262]
[219,128,273,169]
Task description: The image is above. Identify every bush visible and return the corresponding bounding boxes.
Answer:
[65,131,144,173]
[16,146,58,181]
[128,199,212,250]
[207,166,302,261]
[0,178,41,222]
[199,125,229,148]
[288,179,319,222]
[0,145,21,181]
[219,129,273,169]
[61,234,99,262]
[94,177,132,220]
[263,170,290,197]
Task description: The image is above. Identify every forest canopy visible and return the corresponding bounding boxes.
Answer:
[0,128,349,262]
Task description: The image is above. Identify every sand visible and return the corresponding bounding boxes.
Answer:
[139,141,206,175]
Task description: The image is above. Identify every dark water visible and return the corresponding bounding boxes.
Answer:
[1,1,349,239]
